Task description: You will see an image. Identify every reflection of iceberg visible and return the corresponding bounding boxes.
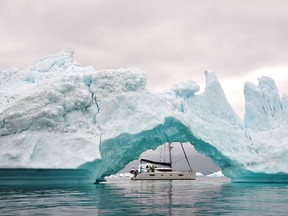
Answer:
[0,168,95,185]
[1,49,288,183]
[2,178,285,215]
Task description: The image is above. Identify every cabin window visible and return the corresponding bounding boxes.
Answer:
[170,174,173,176]
[178,174,184,176]
[149,174,155,176]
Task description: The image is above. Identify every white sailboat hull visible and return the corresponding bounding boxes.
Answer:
[132,171,196,180]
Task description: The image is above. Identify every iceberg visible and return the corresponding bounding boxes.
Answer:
[196,172,204,177]
[1,49,288,183]
[207,171,225,178]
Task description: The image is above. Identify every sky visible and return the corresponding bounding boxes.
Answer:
[1,0,288,173]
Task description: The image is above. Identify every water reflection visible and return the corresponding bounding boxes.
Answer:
[1,177,288,215]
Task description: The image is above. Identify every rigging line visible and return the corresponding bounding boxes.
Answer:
[180,142,193,172]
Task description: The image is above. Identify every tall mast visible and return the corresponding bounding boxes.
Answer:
[168,143,173,167]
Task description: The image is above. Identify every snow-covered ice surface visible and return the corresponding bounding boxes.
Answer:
[1,49,288,183]
[207,171,224,178]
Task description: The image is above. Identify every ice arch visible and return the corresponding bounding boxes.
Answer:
[1,49,288,183]
[80,117,228,181]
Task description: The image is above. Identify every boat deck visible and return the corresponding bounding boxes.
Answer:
[132,171,196,180]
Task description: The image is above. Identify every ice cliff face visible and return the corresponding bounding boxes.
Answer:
[1,49,288,183]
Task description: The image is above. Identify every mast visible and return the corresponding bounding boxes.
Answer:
[168,143,173,167]
[180,142,193,172]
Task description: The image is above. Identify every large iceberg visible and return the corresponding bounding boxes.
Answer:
[1,49,288,183]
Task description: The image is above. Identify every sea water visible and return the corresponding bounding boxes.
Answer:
[1,176,288,215]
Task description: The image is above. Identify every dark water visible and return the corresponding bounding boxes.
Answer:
[1,177,288,215]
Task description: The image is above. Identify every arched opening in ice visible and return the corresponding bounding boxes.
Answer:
[80,117,234,182]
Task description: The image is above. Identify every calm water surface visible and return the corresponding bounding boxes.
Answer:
[1,177,288,215]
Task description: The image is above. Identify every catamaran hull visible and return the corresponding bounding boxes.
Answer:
[132,172,196,180]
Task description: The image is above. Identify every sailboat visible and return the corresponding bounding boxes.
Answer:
[130,142,196,180]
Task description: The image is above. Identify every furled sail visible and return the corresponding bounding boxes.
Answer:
[140,159,171,167]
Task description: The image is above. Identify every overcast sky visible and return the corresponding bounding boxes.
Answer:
[1,0,288,173]
[2,0,288,115]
